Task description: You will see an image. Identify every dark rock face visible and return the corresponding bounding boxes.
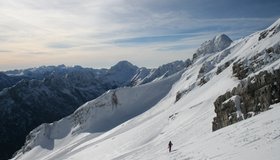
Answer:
[197,76,209,86]
[213,69,280,131]
[233,43,280,80]
[175,91,183,102]
[232,61,249,80]
[216,59,234,75]
[259,23,280,41]
[198,61,215,78]
[174,83,196,103]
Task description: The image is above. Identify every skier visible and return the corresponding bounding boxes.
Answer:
[168,141,173,152]
[111,91,118,109]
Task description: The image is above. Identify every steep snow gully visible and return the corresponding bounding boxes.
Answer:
[13,18,280,160]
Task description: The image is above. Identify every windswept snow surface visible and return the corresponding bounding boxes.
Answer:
[13,19,280,160]
[13,70,184,160]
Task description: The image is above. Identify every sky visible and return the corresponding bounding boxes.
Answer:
[0,0,279,71]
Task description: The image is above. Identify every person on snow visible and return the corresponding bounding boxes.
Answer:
[111,91,118,109]
[168,141,173,152]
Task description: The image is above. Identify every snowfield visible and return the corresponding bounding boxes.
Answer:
[13,19,280,160]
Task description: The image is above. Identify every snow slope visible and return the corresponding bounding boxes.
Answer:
[13,70,183,160]
[13,18,280,160]
[131,60,191,86]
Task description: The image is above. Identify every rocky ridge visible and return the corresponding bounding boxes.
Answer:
[213,69,280,131]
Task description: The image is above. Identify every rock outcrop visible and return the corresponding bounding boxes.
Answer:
[213,69,280,131]
[233,43,280,80]
[259,21,280,41]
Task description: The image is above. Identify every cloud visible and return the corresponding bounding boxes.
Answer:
[47,42,76,49]
[113,34,190,46]
[0,0,279,70]
[0,50,11,53]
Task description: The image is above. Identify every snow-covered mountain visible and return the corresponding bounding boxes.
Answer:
[192,34,233,61]
[131,60,191,86]
[101,61,139,86]
[0,60,188,159]
[13,19,280,160]
[0,66,111,160]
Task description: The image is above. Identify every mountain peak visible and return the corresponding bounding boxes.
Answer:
[192,34,232,61]
[213,33,233,50]
[105,61,139,85]
[118,60,131,64]
[112,60,136,69]
[214,34,232,43]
